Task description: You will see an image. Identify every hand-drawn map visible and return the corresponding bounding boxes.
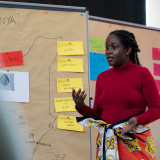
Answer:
[0,3,90,160]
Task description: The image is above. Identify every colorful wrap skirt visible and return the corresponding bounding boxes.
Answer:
[76,116,155,160]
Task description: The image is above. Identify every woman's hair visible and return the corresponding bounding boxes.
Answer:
[109,30,141,65]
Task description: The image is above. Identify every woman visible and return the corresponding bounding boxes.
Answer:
[72,30,160,160]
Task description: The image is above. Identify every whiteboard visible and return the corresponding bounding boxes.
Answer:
[0,1,90,160]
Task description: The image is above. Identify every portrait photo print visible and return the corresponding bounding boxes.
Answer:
[0,72,14,91]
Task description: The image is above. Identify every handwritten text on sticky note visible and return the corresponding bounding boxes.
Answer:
[57,78,83,92]
[57,41,84,55]
[57,57,84,72]
[57,115,83,132]
[54,97,76,112]
[89,37,105,51]
[0,51,23,67]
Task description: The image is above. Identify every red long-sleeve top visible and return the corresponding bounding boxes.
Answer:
[77,61,160,125]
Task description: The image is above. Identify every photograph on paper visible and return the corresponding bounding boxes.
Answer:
[0,70,29,102]
[0,72,15,91]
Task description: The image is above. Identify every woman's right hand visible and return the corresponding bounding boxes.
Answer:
[72,88,87,109]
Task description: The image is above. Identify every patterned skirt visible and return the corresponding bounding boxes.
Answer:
[77,116,156,160]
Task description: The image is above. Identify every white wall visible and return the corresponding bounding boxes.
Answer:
[146,0,160,28]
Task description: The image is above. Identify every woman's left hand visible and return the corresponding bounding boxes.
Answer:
[117,117,138,135]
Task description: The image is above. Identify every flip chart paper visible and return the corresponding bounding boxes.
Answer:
[0,51,23,67]
[154,63,160,76]
[57,41,84,55]
[57,78,83,92]
[90,52,110,80]
[152,48,160,60]
[54,97,76,112]
[57,57,84,72]
[89,37,105,51]
[0,70,29,102]
[57,115,83,132]
[155,80,160,92]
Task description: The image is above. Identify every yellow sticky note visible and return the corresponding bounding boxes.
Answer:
[57,115,83,132]
[57,41,84,55]
[54,97,76,112]
[57,78,83,92]
[57,57,84,72]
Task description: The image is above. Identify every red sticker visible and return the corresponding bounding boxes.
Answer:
[0,51,24,67]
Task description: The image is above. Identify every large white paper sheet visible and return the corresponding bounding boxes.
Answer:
[0,70,29,102]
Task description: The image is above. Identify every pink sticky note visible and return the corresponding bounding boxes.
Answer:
[152,48,160,60]
[155,80,160,92]
[0,51,23,67]
[154,63,160,76]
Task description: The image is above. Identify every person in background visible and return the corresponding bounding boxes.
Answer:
[72,30,160,160]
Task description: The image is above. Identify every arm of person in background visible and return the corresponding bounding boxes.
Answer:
[120,68,160,134]
[72,75,102,117]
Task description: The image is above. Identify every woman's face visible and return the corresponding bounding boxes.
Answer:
[105,34,130,68]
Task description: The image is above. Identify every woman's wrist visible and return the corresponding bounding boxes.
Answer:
[75,103,84,110]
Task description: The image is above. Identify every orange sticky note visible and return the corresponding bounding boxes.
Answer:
[0,51,24,67]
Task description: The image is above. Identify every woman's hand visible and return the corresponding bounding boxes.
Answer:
[72,88,87,109]
[116,117,138,135]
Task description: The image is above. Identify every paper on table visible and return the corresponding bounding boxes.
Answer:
[57,41,84,55]
[57,78,83,92]
[57,115,83,132]
[54,97,76,112]
[57,57,84,72]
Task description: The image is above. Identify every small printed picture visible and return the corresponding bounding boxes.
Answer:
[0,72,14,91]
